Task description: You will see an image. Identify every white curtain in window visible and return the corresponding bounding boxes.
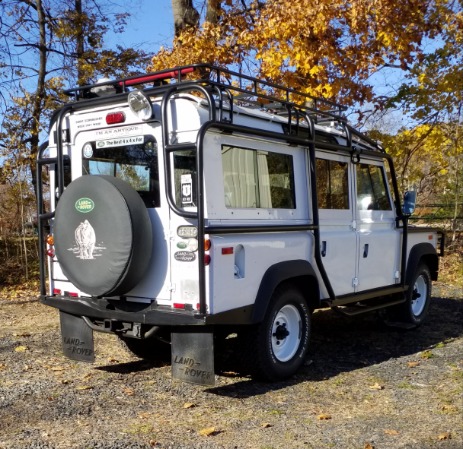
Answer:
[222,146,257,208]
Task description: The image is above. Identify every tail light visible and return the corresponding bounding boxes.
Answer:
[46,234,55,258]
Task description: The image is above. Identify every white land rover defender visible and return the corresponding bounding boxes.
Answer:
[37,64,444,385]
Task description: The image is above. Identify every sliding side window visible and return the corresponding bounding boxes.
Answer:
[222,145,295,209]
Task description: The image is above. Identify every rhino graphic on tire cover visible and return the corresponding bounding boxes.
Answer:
[75,220,96,259]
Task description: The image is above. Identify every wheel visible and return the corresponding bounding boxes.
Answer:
[54,175,152,297]
[388,264,432,327]
[118,333,171,362]
[251,285,311,381]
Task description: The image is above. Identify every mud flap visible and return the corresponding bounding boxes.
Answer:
[171,332,215,386]
[59,311,95,363]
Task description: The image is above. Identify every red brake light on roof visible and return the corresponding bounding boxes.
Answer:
[106,111,126,124]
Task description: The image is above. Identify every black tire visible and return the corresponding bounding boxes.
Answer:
[54,175,152,297]
[250,285,311,381]
[388,264,432,327]
[118,334,171,362]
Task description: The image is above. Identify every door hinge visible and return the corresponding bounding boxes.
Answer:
[351,220,357,230]
[352,277,359,287]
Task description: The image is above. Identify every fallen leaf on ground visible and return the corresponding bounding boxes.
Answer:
[261,422,272,428]
[317,413,332,420]
[198,427,217,436]
[407,361,420,368]
[138,412,152,419]
[438,432,451,440]
[123,387,135,396]
[50,366,65,372]
[384,429,399,435]
[369,383,384,390]
[14,345,28,352]
[76,385,93,391]
[364,443,375,449]
[183,402,196,409]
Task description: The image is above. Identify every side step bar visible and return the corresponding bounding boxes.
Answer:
[332,297,406,317]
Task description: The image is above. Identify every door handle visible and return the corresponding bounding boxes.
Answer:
[321,241,327,257]
[363,243,369,258]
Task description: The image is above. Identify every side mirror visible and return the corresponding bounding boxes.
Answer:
[402,190,417,216]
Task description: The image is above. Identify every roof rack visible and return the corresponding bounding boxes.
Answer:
[64,63,383,153]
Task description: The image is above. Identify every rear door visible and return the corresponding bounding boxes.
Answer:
[72,123,172,302]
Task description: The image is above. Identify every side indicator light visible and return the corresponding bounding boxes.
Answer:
[221,247,233,255]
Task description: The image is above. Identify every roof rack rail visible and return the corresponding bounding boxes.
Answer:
[65,64,345,116]
[64,63,383,153]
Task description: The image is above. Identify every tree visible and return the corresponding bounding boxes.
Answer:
[153,1,448,107]
[0,1,151,282]
[0,0,151,194]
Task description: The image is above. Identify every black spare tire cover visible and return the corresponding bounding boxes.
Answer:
[54,175,153,297]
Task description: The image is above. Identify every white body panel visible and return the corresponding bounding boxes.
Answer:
[45,88,438,317]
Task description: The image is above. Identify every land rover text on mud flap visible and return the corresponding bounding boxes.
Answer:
[37,64,445,386]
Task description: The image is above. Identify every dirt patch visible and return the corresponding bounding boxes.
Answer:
[0,291,462,449]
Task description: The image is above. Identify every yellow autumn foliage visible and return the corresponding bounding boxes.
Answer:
[150,0,450,106]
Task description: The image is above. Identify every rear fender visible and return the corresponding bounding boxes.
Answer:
[251,260,319,323]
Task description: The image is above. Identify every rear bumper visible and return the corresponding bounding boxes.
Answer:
[41,295,255,327]
[41,295,206,326]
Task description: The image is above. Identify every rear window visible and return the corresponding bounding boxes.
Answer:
[81,136,160,207]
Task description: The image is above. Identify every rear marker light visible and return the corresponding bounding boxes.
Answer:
[222,247,233,255]
[204,254,211,266]
[46,249,55,258]
[204,239,211,251]
[106,111,126,125]
[173,303,185,309]
[53,289,62,295]
[67,292,79,298]
[46,234,54,245]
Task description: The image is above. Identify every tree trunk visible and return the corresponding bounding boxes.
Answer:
[29,0,48,198]
[206,0,221,24]
[171,0,200,36]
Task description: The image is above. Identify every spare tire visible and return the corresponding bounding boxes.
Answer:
[54,175,153,297]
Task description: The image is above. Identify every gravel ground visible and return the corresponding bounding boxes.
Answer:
[0,287,462,449]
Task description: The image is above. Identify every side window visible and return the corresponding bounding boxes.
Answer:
[356,164,392,211]
[173,150,197,208]
[315,158,349,209]
[222,145,295,209]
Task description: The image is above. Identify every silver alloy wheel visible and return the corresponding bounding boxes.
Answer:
[271,304,302,362]
[411,274,428,317]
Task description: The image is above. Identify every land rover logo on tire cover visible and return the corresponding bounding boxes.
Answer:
[75,197,94,213]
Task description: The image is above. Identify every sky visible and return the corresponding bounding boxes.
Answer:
[105,0,175,57]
